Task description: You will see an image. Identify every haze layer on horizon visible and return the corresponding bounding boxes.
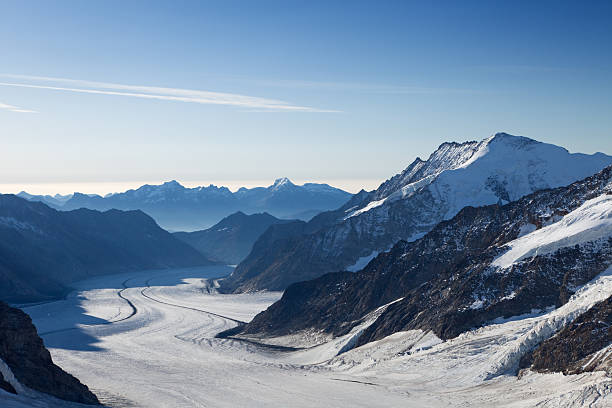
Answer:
[0,178,384,196]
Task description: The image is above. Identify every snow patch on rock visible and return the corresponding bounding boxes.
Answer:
[493,194,612,269]
[346,250,380,272]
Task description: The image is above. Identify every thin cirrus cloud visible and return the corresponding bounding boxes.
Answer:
[0,101,36,113]
[0,74,339,113]
[229,77,483,95]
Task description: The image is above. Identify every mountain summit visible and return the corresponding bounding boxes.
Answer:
[271,177,295,190]
[221,133,612,293]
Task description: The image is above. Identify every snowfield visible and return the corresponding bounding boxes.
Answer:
[2,263,610,407]
[493,194,612,269]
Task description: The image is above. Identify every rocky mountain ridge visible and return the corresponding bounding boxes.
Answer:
[520,294,612,375]
[233,164,612,361]
[222,133,612,293]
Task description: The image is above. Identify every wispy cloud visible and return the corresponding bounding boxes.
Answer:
[0,74,339,113]
[0,101,36,113]
[230,77,482,95]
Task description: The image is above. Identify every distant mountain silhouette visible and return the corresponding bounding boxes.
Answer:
[18,178,352,231]
[174,211,293,265]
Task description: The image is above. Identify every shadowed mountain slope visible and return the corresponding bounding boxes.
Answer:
[0,195,213,303]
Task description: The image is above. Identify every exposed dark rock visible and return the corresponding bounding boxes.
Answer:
[239,166,612,348]
[0,301,99,404]
[521,295,612,375]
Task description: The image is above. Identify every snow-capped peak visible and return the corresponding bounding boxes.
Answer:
[346,133,612,220]
[271,177,295,190]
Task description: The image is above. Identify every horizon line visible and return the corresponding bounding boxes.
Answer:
[0,178,385,196]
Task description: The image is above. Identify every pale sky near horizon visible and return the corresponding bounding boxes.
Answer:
[0,178,386,196]
[1,1,611,195]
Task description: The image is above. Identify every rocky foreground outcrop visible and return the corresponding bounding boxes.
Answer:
[0,301,99,405]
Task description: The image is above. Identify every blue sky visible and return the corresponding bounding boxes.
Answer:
[1,0,611,194]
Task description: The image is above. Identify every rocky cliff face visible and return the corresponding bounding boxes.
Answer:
[0,301,99,404]
[520,294,612,375]
[236,165,612,350]
[224,133,612,293]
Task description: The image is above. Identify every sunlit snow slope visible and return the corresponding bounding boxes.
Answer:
[493,194,612,268]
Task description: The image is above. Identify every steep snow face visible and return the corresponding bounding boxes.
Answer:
[225,134,612,294]
[346,250,380,272]
[361,140,481,205]
[346,174,437,219]
[493,194,612,268]
[430,133,612,219]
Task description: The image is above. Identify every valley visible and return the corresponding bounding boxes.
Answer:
[6,265,609,407]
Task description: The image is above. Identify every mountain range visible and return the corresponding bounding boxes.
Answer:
[0,195,213,303]
[221,133,612,293]
[230,163,612,376]
[18,178,352,232]
[3,131,611,406]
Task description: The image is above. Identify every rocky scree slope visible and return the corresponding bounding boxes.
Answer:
[223,133,612,293]
[235,165,612,351]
